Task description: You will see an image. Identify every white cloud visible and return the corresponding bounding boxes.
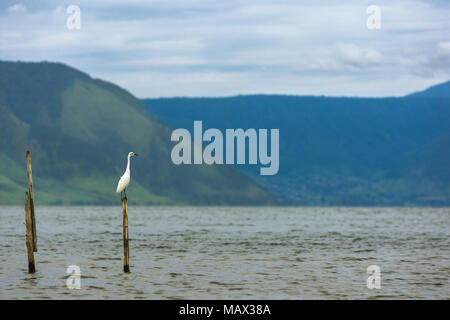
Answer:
[337,43,386,68]
[7,4,27,13]
[437,41,450,56]
[54,5,65,14]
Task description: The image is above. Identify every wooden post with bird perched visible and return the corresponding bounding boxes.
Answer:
[122,196,130,273]
[117,152,138,273]
[25,192,35,273]
[26,150,37,252]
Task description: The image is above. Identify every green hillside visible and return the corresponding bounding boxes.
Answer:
[0,61,276,205]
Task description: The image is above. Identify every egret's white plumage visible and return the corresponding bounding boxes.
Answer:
[116,152,138,196]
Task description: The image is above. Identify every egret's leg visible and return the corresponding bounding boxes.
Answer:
[124,188,127,199]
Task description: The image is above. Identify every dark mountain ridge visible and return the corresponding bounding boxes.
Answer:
[407,80,450,98]
[143,82,450,206]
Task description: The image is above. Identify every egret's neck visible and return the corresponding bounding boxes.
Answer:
[126,155,131,172]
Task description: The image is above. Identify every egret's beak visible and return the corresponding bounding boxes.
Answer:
[134,153,138,156]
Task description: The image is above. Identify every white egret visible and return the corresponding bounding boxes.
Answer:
[116,152,138,200]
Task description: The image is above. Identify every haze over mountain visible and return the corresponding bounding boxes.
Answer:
[0,61,275,205]
[143,82,450,206]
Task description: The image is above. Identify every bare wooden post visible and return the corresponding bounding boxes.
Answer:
[25,192,35,273]
[122,197,130,273]
[26,150,37,252]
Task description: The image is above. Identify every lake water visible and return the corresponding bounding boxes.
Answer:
[0,206,448,299]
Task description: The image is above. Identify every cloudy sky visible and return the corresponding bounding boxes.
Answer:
[1,0,449,97]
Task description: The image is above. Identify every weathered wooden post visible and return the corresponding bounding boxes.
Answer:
[26,150,37,252]
[122,197,130,273]
[25,192,35,273]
